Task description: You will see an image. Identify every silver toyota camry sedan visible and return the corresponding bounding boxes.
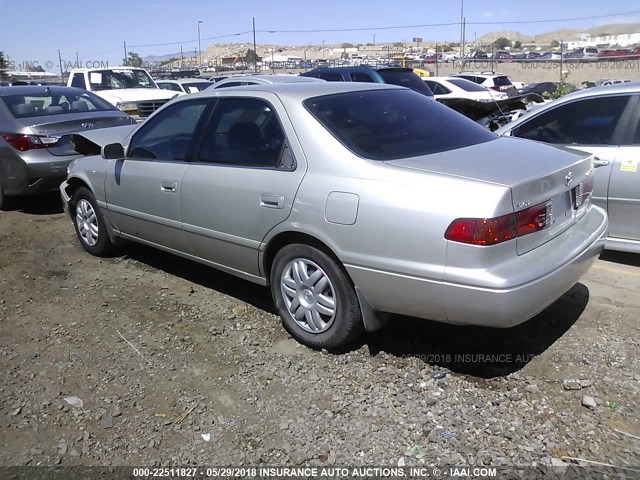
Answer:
[60,82,607,350]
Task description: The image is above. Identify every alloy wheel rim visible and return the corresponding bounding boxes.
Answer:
[280,258,337,334]
[75,199,99,247]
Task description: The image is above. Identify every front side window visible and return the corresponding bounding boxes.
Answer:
[512,95,630,145]
[128,100,210,161]
[197,98,291,169]
[305,89,495,160]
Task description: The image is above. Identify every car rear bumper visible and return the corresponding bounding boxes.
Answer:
[347,204,608,328]
[0,149,74,196]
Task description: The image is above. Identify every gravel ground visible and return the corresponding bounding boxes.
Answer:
[0,194,639,472]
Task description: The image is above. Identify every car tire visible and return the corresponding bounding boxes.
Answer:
[0,184,5,211]
[72,187,115,256]
[270,244,363,350]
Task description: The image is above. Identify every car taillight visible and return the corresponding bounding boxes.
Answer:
[445,201,552,246]
[572,175,594,209]
[1,134,59,152]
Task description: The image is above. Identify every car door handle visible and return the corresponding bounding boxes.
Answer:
[161,181,177,193]
[593,157,609,168]
[260,194,285,209]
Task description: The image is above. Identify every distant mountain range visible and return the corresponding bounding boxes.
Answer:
[477,22,640,45]
[141,22,640,63]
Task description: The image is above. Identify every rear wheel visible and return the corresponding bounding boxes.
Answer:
[72,187,115,256]
[270,244,363,350]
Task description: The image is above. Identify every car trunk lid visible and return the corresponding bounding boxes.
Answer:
[385,137,593,254]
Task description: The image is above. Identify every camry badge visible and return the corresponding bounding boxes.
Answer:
[564,172,573,187]
[81,122,94,129]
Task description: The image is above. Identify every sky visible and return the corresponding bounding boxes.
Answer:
[2,0,640,71]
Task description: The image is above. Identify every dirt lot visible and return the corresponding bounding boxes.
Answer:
[0,193,639,471]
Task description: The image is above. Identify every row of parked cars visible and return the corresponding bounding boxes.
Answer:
[1,65,637,350]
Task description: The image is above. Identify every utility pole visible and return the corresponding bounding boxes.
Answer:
[373,34,376,45]
[460,0,464,62]
[57,49,64,79]
[435,44,439,76]
[75,52,79,68]
[123,41,127,64]
[180,45,184,67]
[197,20,203,66]
[252,17,258,73]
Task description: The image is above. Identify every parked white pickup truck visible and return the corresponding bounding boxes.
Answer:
[67,66,177,120]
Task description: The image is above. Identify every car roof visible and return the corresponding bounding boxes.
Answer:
[451,71,507,78]
[195,81,403,102]
[305,66,414,73]
[212,75,324,86]
[0,85,90,97]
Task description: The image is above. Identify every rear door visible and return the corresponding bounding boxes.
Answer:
[181,94,306,277]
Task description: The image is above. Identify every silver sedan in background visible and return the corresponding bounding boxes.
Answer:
[497,82,640,253]
[61,82,607,350]
[0,86,135,209]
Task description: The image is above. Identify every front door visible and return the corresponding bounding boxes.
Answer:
[105,98,212,252]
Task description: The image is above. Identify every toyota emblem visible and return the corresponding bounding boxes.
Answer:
[564,172,573,187]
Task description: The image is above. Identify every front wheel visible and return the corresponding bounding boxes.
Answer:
[72,187,115,256]
[270,244,363,350]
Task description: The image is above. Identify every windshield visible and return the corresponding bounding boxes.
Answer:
[88,69,157,91]
[2,90,117,118]
[304,89,495,161]
[377,70,433,96]
[447,78,489,92]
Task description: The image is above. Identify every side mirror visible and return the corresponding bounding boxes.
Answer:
[102,143,125,160]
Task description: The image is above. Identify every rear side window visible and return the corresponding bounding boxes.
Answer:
[350,72,375,82]
[447,78,488,92]
[512,95,630,145]
[493,76,513,86]
[304,89,495,160]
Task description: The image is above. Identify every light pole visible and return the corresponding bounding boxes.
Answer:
[197,20,203,66]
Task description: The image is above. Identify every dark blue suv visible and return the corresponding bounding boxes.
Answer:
[300,67,433,97]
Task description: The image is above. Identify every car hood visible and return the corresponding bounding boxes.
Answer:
[385,136,592,211]
[68,124,138,155]
[94,88,177,104]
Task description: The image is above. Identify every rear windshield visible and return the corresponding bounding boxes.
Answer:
[377,70,433,96]
[183,82,213,92]
[494,76,513,86]
[2,90,116,118]
[304,89,495,161]
[447,78,488,92]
